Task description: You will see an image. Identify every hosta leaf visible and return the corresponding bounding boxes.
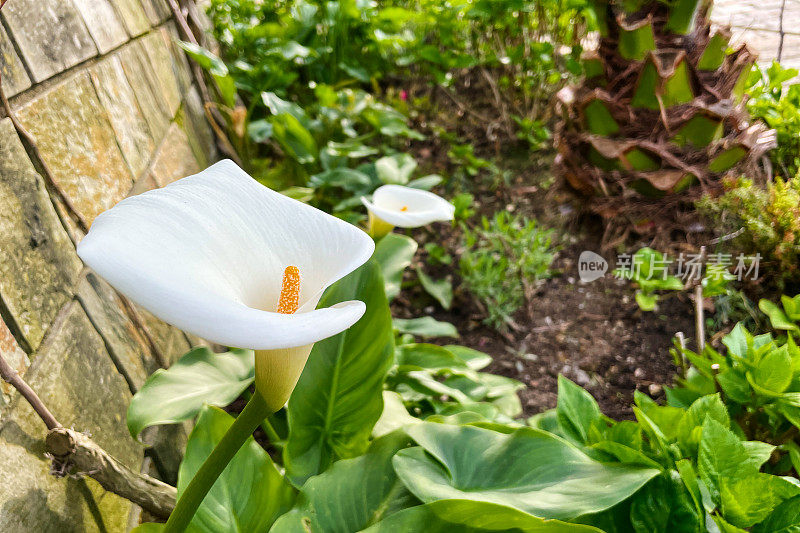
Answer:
[284,261,394,485]
[373,233,417,300]
[360,500,604,532]
[416,268,453,310]
[393,423,659,520]
[393,317,459,339]
[178,406,295,533]
[127,347,255,440]
[271,431,417,533]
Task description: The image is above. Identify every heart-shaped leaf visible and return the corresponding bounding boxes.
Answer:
[393,423,659,520]
[360,500,604,532]
[127,347,255,440]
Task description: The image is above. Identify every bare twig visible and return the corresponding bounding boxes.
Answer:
[47,428,176,518]
[778,0,787,62]
[0,352,175,517]
[0,352,60,430]
[694,246,707,352]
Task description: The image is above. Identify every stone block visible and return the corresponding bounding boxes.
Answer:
[89,55,156,178]
[162,23,193,94]
[15,73,135,226]
[0,24,31,97]
[182,86,218,168]
[0,317,30,408]
[129,173,160,196]
[149,122,201,186]
[139,0,171,26]
[1,0,97,83]
[76,273,158,391]
[140,32,183,119]
[141,308,192,365]
[118,39,171,143]
[0,119,83,353]
[0,302,141,532]
[111,0,151,37]
[72,0,128,54]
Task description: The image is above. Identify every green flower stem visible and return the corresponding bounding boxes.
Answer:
[242,388,283,447]
[163,391,271,532]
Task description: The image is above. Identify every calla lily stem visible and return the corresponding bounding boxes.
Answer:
[242,388,283,448]
[163,391,271,532]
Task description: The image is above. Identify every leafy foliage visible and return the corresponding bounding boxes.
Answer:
[460,211,557,330]
[615,247,684,311]
[747,62,800,179]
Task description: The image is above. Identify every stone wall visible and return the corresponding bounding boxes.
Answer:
[0,0,217,530]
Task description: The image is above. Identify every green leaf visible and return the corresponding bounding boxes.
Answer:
[375,153,417,185]
[271,431,417,533]
[752,495,800,532]
[393,317,459,339]
[178,406,295,532]
[284,261,394,485]
[416,268,453,310]
[178,41,236,108]
[271,113,318,165]
[310,168,372,192]
[360,500,604,532]
[393,423,659,520]
[629,472,704,532]
[127,347,255,440]
[676,394,729,457]
[698,418,762,503]
[396,343,469,371]
[373,391,419,437]
[760,299,800,332]
[751,346,793,394]
[373,233,418,300]
[635,291,658,311]
[407,174,443,190]
[556,375,602,444]
[443,345,492,370]
[720,474,792,528]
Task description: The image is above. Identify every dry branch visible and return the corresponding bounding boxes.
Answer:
[47,428,176,518]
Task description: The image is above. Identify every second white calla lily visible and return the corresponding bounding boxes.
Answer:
[77,159,375,411]
[361,184,455,238]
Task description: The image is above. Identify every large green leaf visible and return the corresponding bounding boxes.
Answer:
[393,317,459,338]
[271,431,417,533]
[393,423,659,520]
[284,261,394,485]
[177,406,295,532]
[127,347,255,440]
[373,233,417,300]
[360,500,604,532]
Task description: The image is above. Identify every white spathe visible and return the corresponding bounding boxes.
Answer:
[77,159,375,352]
[361,184,455,228]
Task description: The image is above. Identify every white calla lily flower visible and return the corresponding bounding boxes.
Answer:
[361,184,455,238]
[77,159,374,411]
